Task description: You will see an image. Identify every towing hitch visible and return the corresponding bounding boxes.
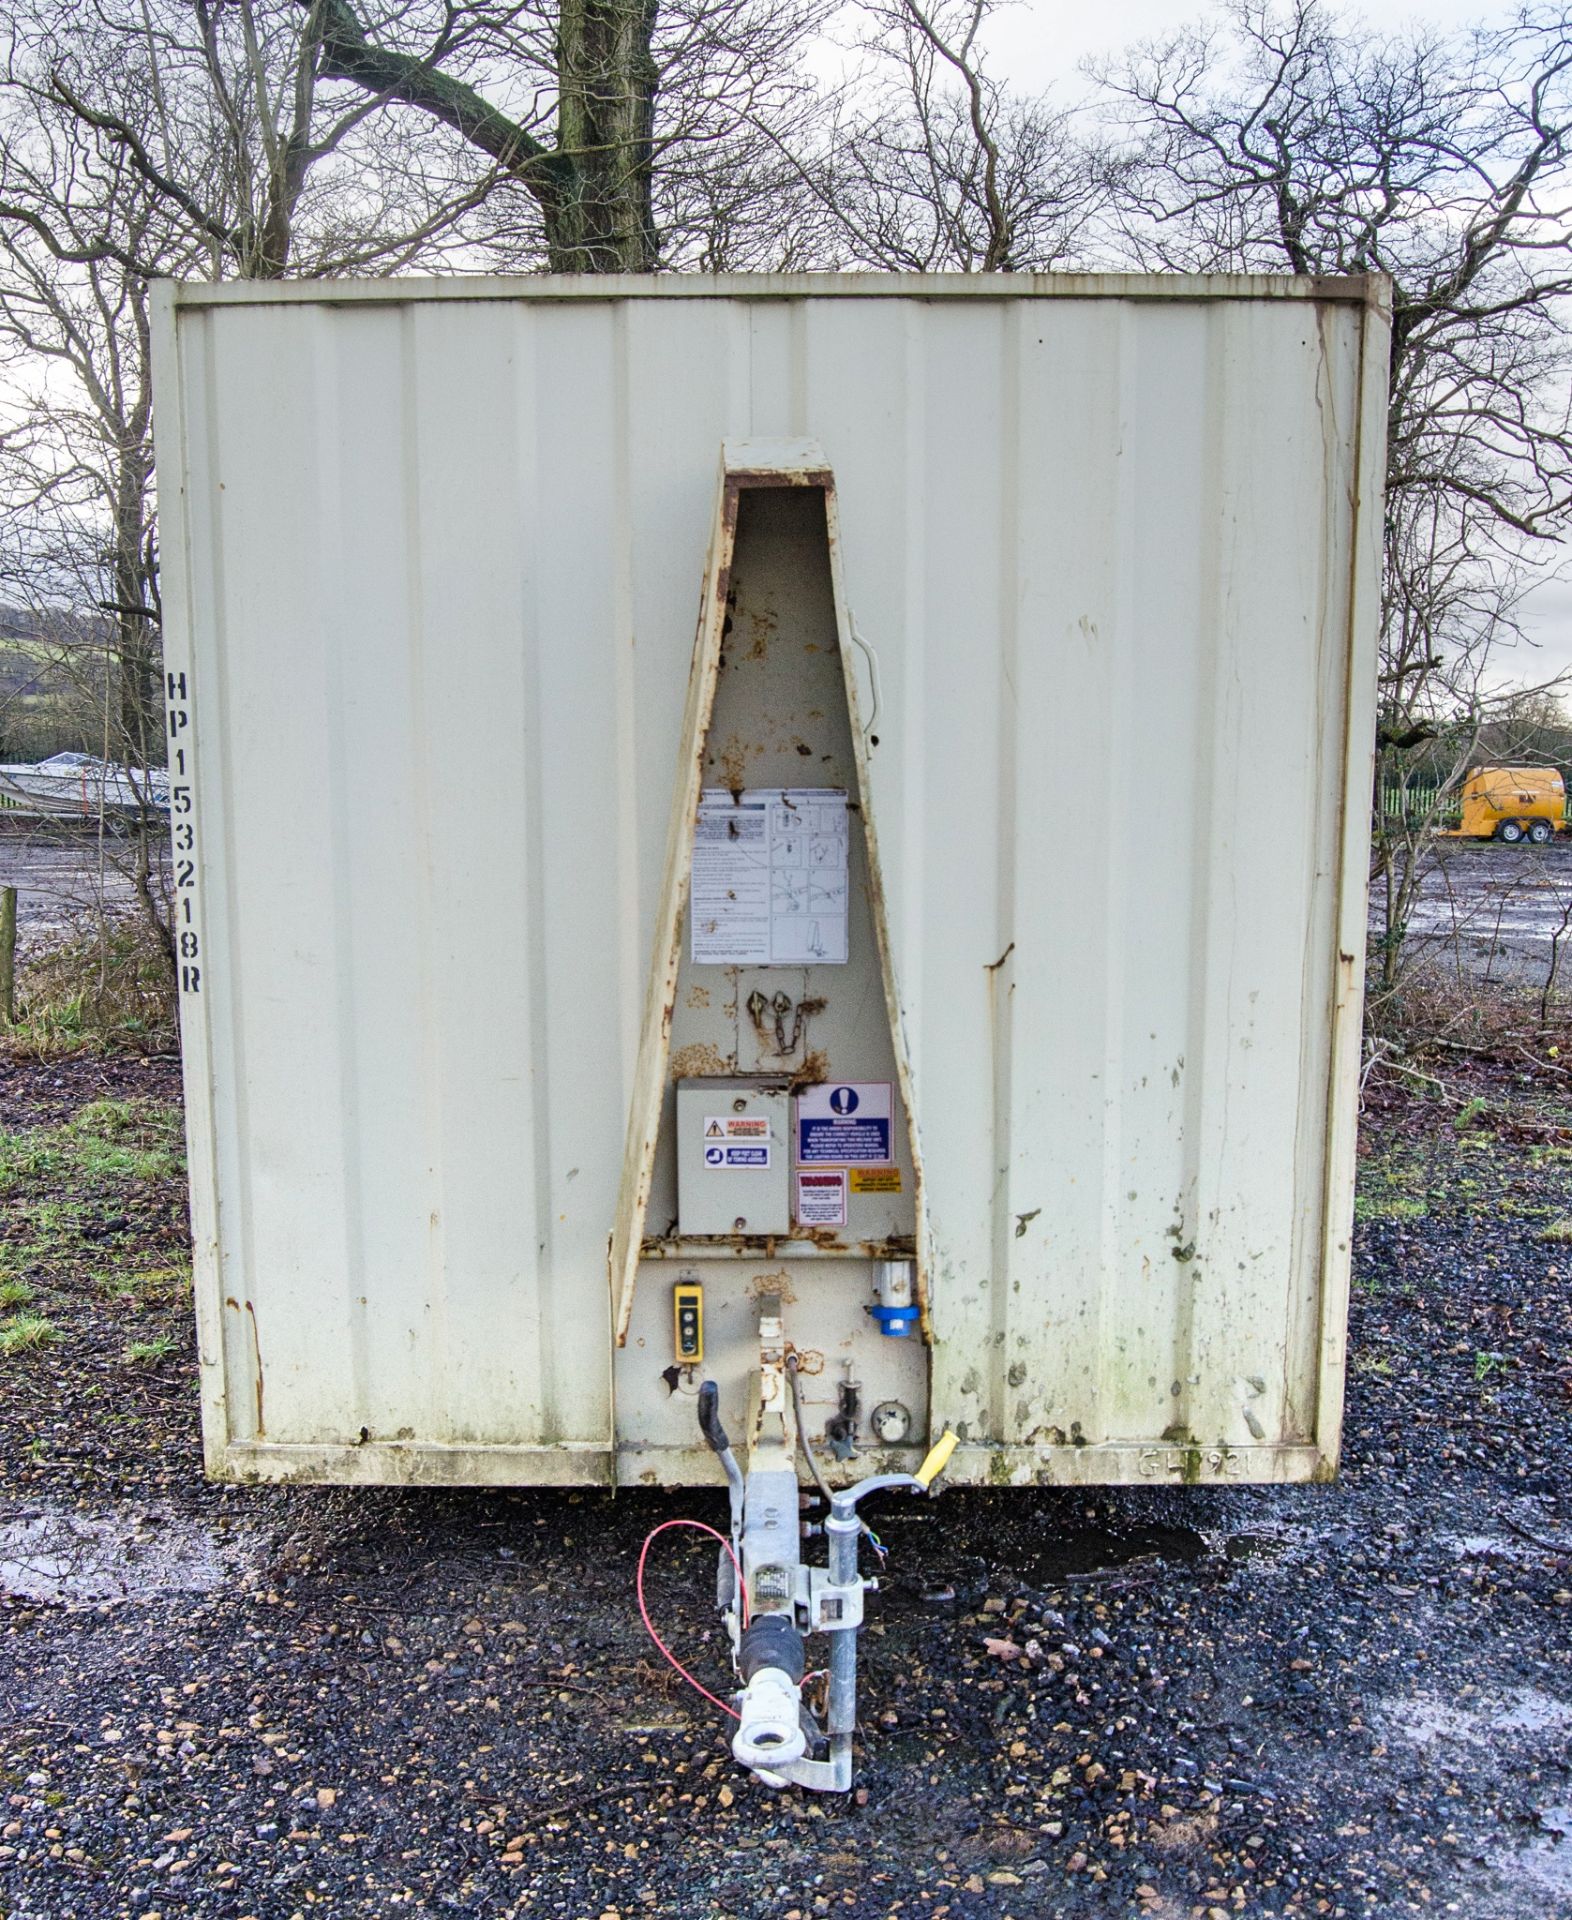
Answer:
[693,1347,956,1792]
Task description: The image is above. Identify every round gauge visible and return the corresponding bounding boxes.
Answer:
[870,1399,911,1445]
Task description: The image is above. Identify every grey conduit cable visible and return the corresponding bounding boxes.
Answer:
[785,1355,834,1508]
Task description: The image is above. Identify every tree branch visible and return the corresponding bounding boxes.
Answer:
[306,0,569,201]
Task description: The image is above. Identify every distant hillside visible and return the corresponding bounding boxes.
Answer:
[0,607,114,761]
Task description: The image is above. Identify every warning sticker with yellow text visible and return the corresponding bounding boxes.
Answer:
[849,1167,902,1194]
[704,1116,771,1140]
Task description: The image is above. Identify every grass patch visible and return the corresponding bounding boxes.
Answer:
[0,1278,35,1311]
[64,1099,183,1181]
[0,1099,183,1197]
[5,917,176,1058]
[100,1262,189,1308]
[1539,1216,1572,1243]
[122,1334,176,1366]
[1354,1138,1436,1223]
[0,1131,68,1191]
[1354,1190,1428,1222]
[1352,1352,1393,1376]
[24,1199,87,1236]
[0,1312,59,1355]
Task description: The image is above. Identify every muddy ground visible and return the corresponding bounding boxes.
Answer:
[0,1055,1570,1920]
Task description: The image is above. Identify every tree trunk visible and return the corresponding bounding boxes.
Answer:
[111,446,159,767]
[550,0,661,270]
[313,0,662,274]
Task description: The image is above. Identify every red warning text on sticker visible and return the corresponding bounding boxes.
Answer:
[795,1168,848,1228]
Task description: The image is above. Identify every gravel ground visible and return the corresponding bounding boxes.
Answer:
[0,1058,1570,1920]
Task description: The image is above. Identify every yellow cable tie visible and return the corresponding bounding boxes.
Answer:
[914,1429,959,1489]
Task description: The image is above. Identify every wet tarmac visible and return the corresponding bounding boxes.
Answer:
[0,824,170,956]
[1373,836,1572,988]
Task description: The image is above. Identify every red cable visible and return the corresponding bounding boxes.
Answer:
[636,1519,750,1721]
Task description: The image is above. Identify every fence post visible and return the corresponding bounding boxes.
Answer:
[0,885,15,1026]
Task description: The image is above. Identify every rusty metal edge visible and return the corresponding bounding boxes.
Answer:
[607,458,741,1348]
[209,1438,1331,1490]
[164,272,1394,311]
[819,483,937,1361]
[1312,284,1392,1471]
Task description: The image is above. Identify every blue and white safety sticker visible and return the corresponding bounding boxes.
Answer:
[796,1082,893,1165]
[703,1143,771,1169]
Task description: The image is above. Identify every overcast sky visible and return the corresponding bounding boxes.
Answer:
[987,0,1490,90]
[981,0,1572,691]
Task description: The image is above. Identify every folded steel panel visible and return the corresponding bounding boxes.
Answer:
[150,274,1387,1486]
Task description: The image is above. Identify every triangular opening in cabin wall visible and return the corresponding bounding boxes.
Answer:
[610,442,928,1478]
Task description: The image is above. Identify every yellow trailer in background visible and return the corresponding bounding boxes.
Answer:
[1443,766,1566,844]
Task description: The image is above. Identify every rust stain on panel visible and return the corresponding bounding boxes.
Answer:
[749,1268,798,1304]
[244,1300,265,1437]
[669,1042,733,1079]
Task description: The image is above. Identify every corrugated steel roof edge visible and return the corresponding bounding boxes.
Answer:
[162,270,1390,310]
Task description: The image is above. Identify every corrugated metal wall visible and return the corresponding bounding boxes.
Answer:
[152,275,1386,1485]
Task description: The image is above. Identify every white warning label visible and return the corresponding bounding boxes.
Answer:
[704,1115,770,1141]
[795,1168,847,1227]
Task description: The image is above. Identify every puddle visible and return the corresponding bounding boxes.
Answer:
[1493,1694,1572,1734]
[1207,1518,1324,1566]
[1441,1533,1531,1563]
[0,1504,254,1607]
[1383,1687,1572,1748]
[1002,1522,1207,1584]
[1495,1837,1572,1899]
[884,1516,1207,1609]
[1223,1530,1293,1563]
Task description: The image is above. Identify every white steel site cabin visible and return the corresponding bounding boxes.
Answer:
[151,273,1387,1492]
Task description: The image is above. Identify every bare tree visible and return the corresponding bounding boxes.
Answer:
[4,0,511,280]
[258,0,829,272]
[1101,0,1572,1008]
[790,0,1107,272]
[0,65,211,971]
[13,0,835,276]
[0,0,526,1005]
[640,0,835,269]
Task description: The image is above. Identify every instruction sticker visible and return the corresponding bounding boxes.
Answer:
[704,1116,770,1141]
[796,1169,848,1227]
[690,788,849,966]
[796,1082,893,1165]
[850,1167,902,1194]
[703,1143,771,1169]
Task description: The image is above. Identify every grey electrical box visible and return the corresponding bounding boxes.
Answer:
[677,1079,790,1236]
